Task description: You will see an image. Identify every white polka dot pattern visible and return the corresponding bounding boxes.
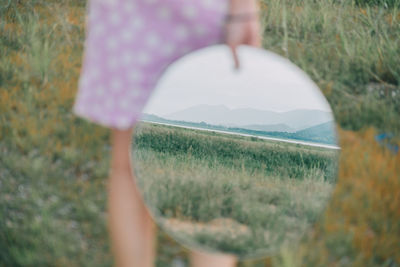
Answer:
[73,0,229,130]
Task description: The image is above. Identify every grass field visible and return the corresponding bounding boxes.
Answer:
[133,122,338,258]
[1,0,399,266]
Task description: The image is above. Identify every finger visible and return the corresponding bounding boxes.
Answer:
[253,28,262,48]
[247,26,262,48]
[229,44,240,70]
[250,33,262,48]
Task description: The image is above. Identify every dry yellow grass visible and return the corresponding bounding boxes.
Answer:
[288,128,400,266]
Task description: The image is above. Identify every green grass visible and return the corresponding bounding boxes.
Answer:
[259,0,400,133]
[132,122,338,258]
[0,0,399,266]
[0,143,113,267]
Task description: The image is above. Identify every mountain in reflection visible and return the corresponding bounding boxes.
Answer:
[165,104,332,131]
[141,105,337,145]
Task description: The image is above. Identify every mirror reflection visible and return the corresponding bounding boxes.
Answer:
[132,45,339,258]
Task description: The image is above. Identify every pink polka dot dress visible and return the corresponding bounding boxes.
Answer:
[73,0,229,130]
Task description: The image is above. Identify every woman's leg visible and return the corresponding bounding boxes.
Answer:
[190,250,238,267]
[108,128,237,267]
[108,127,156,267]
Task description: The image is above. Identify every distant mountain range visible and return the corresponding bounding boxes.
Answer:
[240,123,295,133]
[141,108,337,146]
[165,104,333,131]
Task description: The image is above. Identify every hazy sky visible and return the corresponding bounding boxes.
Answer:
[143,45,333,116]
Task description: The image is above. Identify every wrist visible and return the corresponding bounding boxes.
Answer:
[228,0,259,15]
[225,12,259,23]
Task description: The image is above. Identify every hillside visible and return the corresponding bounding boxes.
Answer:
[141,113,337,145]
[165,104,333,131]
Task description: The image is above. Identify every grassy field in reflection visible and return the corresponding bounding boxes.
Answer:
[133,122,338,257]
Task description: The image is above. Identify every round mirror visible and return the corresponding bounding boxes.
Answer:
[132,45,340,259]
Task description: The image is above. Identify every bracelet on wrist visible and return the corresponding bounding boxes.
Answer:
[225,12,259,23]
